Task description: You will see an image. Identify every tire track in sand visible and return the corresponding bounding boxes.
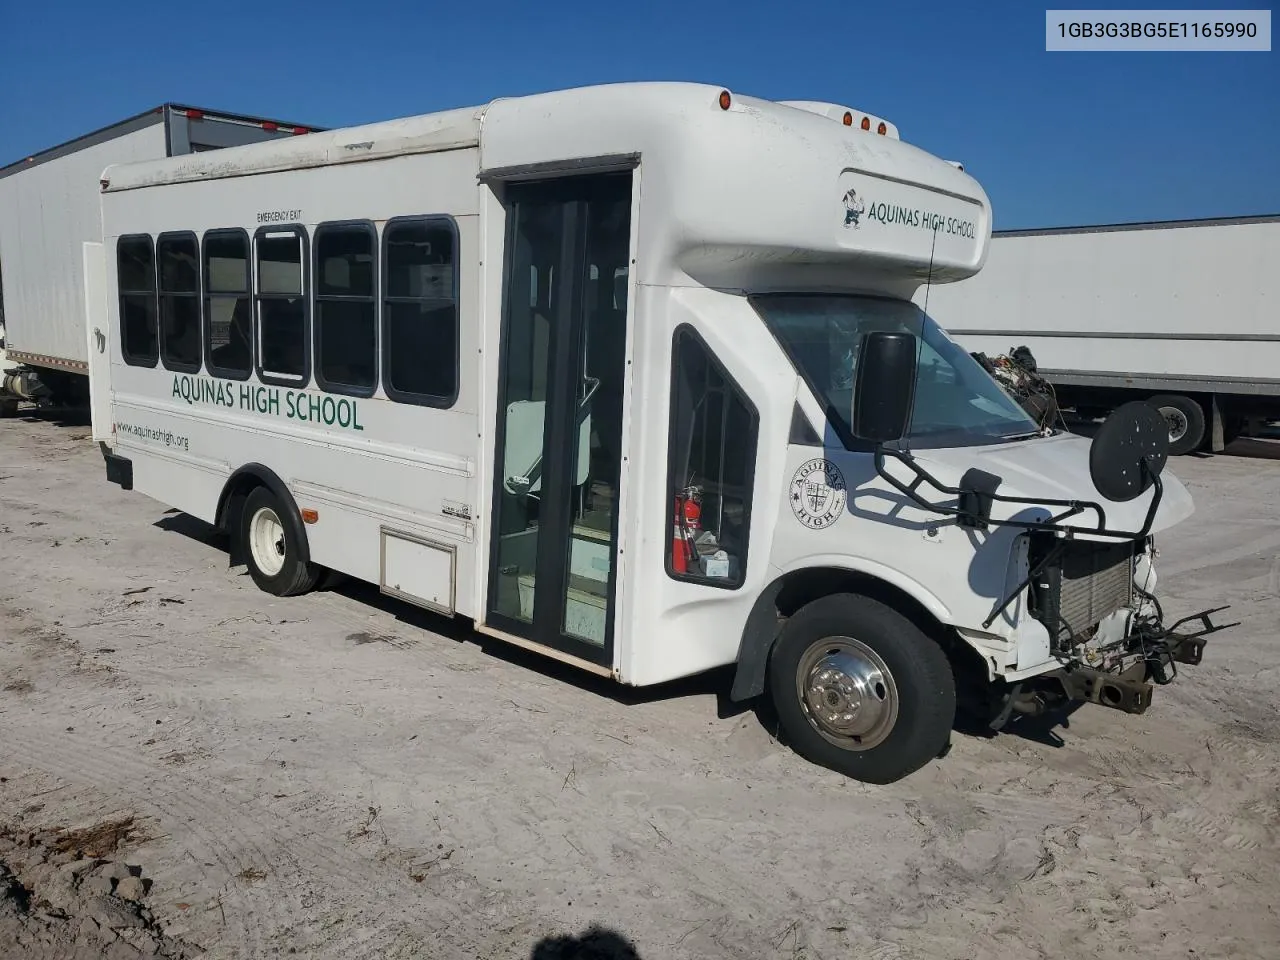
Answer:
[1,710,519,958]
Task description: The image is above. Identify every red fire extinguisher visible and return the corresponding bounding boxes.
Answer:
[672,488,702,574]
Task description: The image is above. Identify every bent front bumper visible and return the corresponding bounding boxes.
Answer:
[1049,606,1235,715]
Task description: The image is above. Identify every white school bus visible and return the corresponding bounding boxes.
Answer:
[88,83,1229,784]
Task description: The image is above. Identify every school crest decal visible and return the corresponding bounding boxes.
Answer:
[790,458,848,530]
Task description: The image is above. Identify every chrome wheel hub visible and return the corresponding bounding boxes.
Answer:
[1160,406,1188,442]
[797,637,899,751]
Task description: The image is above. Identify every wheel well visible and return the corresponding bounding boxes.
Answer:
[730,565,977,702]
[216,473,260,532]
[774,568,942,640]
[215,464,311,566]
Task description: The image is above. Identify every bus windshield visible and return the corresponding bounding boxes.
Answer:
[752,294,1040,448]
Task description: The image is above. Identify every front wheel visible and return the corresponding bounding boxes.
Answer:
[239,486,321,597]
[769,593,956,784]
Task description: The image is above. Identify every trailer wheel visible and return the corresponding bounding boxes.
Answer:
[239,486,321,597]
[768,593,956,784]
[1148,394,1205,455]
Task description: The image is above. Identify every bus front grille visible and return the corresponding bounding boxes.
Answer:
[1030,538,1135,648]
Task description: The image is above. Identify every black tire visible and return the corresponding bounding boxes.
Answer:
[768,593,956,785]
[238,486,321,597]
[1147,394,1205,456]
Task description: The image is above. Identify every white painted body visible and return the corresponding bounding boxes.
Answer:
[0,109,313,375]
[918,218,1280,393]
[93,82,1194,688]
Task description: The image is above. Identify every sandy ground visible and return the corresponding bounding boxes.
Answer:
[1,413,1278,960]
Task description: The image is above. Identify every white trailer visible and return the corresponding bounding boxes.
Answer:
[87,82,1229,784]
[920,216,1280,455]
[0,105,322,413]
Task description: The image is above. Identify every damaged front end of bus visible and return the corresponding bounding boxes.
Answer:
[849,329,1236,729]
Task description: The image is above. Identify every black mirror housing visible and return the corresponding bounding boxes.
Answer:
[851,331,918,444]
[1089,401,1169,502]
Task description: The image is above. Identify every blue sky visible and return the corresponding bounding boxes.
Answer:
[1,0,1275,228]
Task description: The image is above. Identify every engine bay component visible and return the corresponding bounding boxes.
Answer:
[970,345,1059,430]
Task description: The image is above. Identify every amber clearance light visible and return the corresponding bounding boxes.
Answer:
[842,111,853,126]
[860,116,870,131]
[877,121,887,135]
[718,90,732,110]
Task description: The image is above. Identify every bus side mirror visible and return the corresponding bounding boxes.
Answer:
[851,331,918,444]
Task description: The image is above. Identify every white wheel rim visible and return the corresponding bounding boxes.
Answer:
[249,506,287,577]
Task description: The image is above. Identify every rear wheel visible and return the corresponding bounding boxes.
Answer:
[1148,394,1205,456]
[239,486,321,597]
[768,593,956,784]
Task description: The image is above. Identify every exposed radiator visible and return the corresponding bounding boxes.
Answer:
[1029,538,1135,647]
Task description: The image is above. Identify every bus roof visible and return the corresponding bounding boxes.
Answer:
[101,82,991,291]
[100,104,484,190]
[101,83,916,192]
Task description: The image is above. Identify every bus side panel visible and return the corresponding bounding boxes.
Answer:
[102,148,485,618]
[620,286,796,687]
[131,453,228,526]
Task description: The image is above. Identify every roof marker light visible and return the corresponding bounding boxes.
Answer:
[262,121,278,131]
[185,109,204,120]
[718,90,732,110]
[860,116,870,131]
[842,111,853,126]
[292,126,310,135]
[877,121,887,135]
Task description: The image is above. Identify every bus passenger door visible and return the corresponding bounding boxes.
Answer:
[486,174,631,667]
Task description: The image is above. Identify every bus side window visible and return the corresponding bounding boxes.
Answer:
[382,216,458,408]
[255,227,309,386]
[314,222,377,397]
[666,325,759,589]
[118,235,158,367]
[157,232,202,374]
[203,229,253,380]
